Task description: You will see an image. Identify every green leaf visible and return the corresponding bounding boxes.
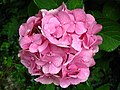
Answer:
[38,85,46,90]
[45,84,55,90]
[103,1,120,21]
[38,84,55,90]
[96,83,110,90]
[33,0,58,10]
[89,11,104,19]
[76,84,93,90]
[98,19,120,52]
[28,1,39,16]
[91,67,104,82]
[53,0,68,6]
[66,0,84,10]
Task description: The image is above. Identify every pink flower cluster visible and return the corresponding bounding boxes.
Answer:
[18,4,102,88]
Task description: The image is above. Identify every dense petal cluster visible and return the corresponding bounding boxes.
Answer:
[18,3,102,88]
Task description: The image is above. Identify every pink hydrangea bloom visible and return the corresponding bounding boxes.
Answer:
[20,34,48,53]
[19,15,42,39]
[41,4,102,52]
[60,65,90,88]
[35,74,60,85]
[18,3,102,88]
[18,50,42,76]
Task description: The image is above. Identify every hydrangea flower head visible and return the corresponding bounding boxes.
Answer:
[18,3,102,88]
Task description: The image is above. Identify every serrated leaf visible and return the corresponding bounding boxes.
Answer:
[66,0,84,10]
[33,0,58,10]
[103,1,120,21]
[98,19,120,52]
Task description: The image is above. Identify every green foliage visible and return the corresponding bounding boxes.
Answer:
[33,0,58,10]
[96,84,110,90]
[90,1,120,52]
[28,1,39,16]
[33,0,84,10]
[66,0,84,10]
[98,19,120,52]
[76,84,93,90]
[103,1,120,21]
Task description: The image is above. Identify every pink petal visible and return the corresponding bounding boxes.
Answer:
[51,75,60,85]
[83,34,99,48]
[58,3,67,11]
[38,40,48,52]
[88,24,102,34]
[41,46,50,54]
[29,43,38,53]
[62,24,70,32]
[49,64,61,74]
[32,34,42,43]
[21,60,31,68]
[42,14,54,25]
[20,36,31,49]
[70,78,81,85]
[50,44,66,57]
[80,50,93,59]
[89,58,96,67]
[52,56,63,67]
[92,46,99,53]
[49,17,60,25]
[54,26,63,38]
[60,78,70,88]
[68,64,78,70]
[71,35,82,51]
[59,34,72,46]
[19,50,36,68]
[19,24,26,37]
[72,9,86,21]
[42,64,49,74]
[27,16,37,23]
[44,24,56,34]
[86,14,95,25]
[41,3,67,15]
[47,36,58,45]
[35,75,53,84]
[75,22,87,34]
[78,68,90,82]
[95,35,103,45]
[64,54,74,65]
[57,11,71,24]
[67,23,75,33]
[69,14,75,21]
[35,60,46,67]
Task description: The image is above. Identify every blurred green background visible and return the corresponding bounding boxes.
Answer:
[0,0,120,90]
